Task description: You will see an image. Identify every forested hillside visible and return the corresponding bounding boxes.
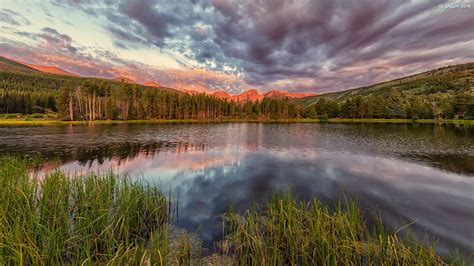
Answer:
[299,63,474,119]
[1,56,473,121]
[0,65,304,120]
[0,57,39,73]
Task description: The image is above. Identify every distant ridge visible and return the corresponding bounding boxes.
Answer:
[0,56,40,73]
[144,81,162,88]
[232,89,263,103]
[181,89,202,95]
[0,56,80,77]
[113,76,136,84]
[25,64,80,77]
[210,89,316,103]
[264,90,316,99]
[212,91,232,100]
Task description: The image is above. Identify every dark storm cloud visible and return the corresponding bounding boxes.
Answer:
[201,0,474,91]
[119,0,177,45]
[43,0,474,92]
[0,8,31,26]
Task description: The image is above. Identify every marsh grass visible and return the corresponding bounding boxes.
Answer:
[225,193,452,265]
[1,156,467,265]
[0,156,198,265]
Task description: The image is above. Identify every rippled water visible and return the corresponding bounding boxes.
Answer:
[0,123,473,257]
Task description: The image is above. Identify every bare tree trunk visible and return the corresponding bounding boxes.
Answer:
[104,94,108,120]
[76,86,83,115]
[124,100,129,120]
[89,94,92,121]
[85,94,89,120]
[92,93,96,120]
[98,98,101,120]
[69,90,74,121]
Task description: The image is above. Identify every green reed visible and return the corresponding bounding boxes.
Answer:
[0,156,198,265]
[224,193,456,265]
[1,156,467,265]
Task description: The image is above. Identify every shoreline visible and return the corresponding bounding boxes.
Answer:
[0,118,472,126]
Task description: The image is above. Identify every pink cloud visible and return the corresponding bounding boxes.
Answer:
[0,41,251,93]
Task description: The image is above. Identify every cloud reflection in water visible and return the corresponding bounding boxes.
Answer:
[59,146,474,257]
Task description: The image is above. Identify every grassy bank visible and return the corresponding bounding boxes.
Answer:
[326,118,474,125]
[0,156,198,265]
[225,194,455,265]
[0,115,473,126]
[0,157,465,264]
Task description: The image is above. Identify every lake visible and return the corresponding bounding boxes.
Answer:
[0,122,473,258]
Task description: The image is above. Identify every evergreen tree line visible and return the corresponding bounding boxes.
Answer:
[0,71,63,114]
[0,71,473,120]
[0,79,305,120]
[54,81,306,120]
[0,90,57,114]
[305,92,474,120]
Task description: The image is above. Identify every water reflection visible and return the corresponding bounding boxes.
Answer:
[56,147,474,257]
[169,153,474,254]
[2,123,472,174]
[0,123,473,257]
[73,141,207,167]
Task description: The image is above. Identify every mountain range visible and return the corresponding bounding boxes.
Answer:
[0,56,316,102]
[211,89,314,102]
[1,55,472,105]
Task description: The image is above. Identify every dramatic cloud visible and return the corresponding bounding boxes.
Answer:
[39,27,78,54]
[0,38,249,93]
[1,0,473,93]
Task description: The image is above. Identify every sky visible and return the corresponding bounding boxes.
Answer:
[0,0,473,94]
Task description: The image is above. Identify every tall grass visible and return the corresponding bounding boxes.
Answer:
[225,193,449,265]
[0,157,464,265]
[0,156,197,265]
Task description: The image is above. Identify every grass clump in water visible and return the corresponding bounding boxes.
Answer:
[0,156,197,265]
[225,193,448,265]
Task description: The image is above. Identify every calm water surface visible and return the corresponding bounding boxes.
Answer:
[0,123,473,257]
